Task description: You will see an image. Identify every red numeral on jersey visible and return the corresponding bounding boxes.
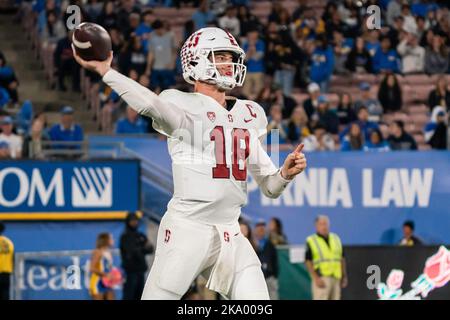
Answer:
[210,126,229,179]
[210,126,250,181]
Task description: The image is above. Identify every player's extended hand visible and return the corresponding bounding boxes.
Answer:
[280,143,307,180]
[72,45,113,77]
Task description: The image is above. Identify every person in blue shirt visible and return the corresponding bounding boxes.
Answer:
[372,36,401,74]
[242,29,265,99]
[115,106,148,134]
[363,128,390,152]
[310,35,335,93]
[339,106,379,142]
[191,0,216,30]
[340,122,364,151]
[365,30,381,58]
[48,106,84,149]
[135,10,154,54]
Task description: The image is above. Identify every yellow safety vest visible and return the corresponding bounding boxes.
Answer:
[306,233,342,279]
[0,235,14,273]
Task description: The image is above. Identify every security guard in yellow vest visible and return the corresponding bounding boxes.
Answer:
[305,215,347,300]
[0,222,14,300]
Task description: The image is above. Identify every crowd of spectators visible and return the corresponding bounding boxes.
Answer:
[4,0,450,158]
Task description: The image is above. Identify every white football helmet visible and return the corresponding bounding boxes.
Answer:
[180,27,246,91]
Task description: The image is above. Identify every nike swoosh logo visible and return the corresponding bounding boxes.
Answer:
[234,232,240,237]
[244,119,253,123]
[208,37,216,41]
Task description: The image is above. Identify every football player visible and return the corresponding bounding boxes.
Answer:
[73,27,307,300]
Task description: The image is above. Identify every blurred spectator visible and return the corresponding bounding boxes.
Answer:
[386,16,404,48]
[264,22,282,76]
[387,120,417,150]
[336,92,356,125]
[305,215,347,300]
[48,106,84,147]
[0,221,14,300]
[424,106,447,150]
[242,29,265,100]
[425,33,449,75]
[400,3,417,35]
[209,0,228,17]
[354,82,383,121]
[331,30,352,75]
[54,31,80,92]
[254,220,278,300]
[283,106,310,145]
[116,0,141,39]
[266,104,287,145]
[135,10,154,53]
[109,27,125,59]
[271,85,298,119]
[191,0,215,30]
[340,122,364,151]
[397,32,425,74]
[115,106,148,134]
[255,82,273,112]
[120,212,153,300]
[345,36,373,73]
[386,0,402,26]
[85,0,104,22]
[365,29,381,58]
[237,5,261,37]
[218,6,240,38]
[292,0,309,22]
[372,36,401,74]
[89,233,116,300]
[415,16,428,43]
[310,35,335,93]
[340,106,379,142]
[302,123,335,152]
[378,73,403,113]
[0,116,22,159]
[273,33,299,97]
[267,2,283,24]
[0,87,9,109]
[97,1,118,30]
[0,51,19,104]
[363,128,390,152]
[119,35,148,76]
[399,220,423,246]
[303,82,320,120]
[22,112,49,158]
[40,9,66,43]
[239,218,256,250]
[16,100,34,135]
[145,20,177,92]
[292,5,325,40]
[428,75,450,112]
[268,217,287,246]
[311,95,339,134]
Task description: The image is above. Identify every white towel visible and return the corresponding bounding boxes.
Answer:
[206,223,240,296]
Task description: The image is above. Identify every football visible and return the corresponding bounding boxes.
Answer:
[72,22,112,61]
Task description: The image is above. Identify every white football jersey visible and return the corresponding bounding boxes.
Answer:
[154,89,279,224]
[102,69,290,225]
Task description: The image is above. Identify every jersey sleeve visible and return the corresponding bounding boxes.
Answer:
[102,69,190,137]
[247,136,291,199]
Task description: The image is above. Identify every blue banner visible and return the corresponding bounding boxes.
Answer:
[246,151,450,245]
[88,136,450,245]
[15,251,123,300]
[0,160,139,218]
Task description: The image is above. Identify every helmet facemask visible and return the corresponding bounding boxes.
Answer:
[186,48,247,91]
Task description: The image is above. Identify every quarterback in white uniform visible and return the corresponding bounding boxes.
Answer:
[73,27,307,300]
